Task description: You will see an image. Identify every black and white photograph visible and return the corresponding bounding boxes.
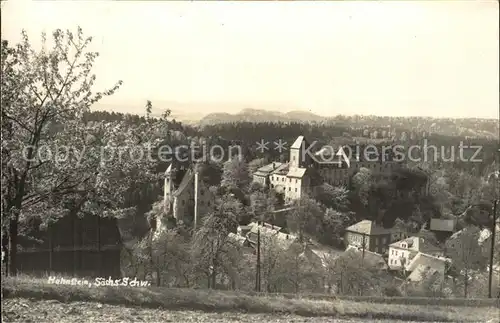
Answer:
[1,1,499,322]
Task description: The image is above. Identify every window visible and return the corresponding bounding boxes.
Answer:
[208,201,211,207]
[289,178,291,182]
[200,189,204,196]
[182,200,185,205]
[271,184,274,188]
[295,179,298,183]
[282,178,284,182]
[293,156,296,161]
[295,188,297,192]
[288,187,291,191]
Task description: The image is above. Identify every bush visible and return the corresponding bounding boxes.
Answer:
[384,285,402,297]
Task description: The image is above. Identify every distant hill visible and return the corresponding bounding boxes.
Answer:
[91,101,498,139]
[200,109,325,126]
[285,110,325,122]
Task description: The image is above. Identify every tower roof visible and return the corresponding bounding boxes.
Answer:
[291,136,305,150]
[165,164,172,175]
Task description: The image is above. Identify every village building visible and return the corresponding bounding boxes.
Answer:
[430,218,457,233]
[388,236,444,270]
[344,219,407,254]
[232,221,336,270]
[240,222,299,250]
[252,135,428,204]
[344,245,388,270]
[163,162,215,229]
[252,136,313,203]
[404,252,450,282]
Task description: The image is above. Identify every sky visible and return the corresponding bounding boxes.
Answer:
[1,0,499,119]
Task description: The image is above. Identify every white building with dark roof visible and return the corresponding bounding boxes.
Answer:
[388,236,444,270]
[252,135,312,203]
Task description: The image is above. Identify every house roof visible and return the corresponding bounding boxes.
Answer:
[309,246,342,268]
[314,146,335,156]
[254,162,284,177]
[287,167,307,178]
[430,218,457,232]
[405,252,449,274]
[313,147,344,165]
[345,245,388,269]
[291,136,305,150]
[246,222,298,249]
[271,163,289,175]
[173,168,193,197]
[447,225,491,244]
[478,224,500,245]
[299,246,324,268]
[389,236,442,254]
[346,220,404,236]
[407,265,442,282]
[228,232,246,246]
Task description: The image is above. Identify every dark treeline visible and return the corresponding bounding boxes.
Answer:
[83,110,199,137]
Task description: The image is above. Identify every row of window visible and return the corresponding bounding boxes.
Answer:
[391,249,401,256]
[389,259,399,265]
[271,176,298,183]
[271,183,300,193]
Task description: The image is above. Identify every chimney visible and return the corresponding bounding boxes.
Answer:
[273,162,276,169]
[286,234,289,240]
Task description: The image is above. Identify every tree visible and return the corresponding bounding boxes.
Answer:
[287,195,323,241]
[351,167,373,206]
[445,226,489,298]
[259,234,286,292]
[324,251,383,296]
[315,183,350,211]
[280,242,323,293]
[221,156,250,191]
[1,28,122,275]
[135,227,192,288]
[161,108,171,121]
[248,158,266,175]
[191,194,241,289]
[249,190,277,223]
[322,208,355,247]
[145,100,152,119]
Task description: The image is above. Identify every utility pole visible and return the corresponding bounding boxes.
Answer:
[194,168,199,231]
[361,234,366,266]
[488,200,498,298]
[255,223,261,292]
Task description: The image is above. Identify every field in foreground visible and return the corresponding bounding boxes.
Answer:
[2,276,499,322]
[2,298,453,323]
